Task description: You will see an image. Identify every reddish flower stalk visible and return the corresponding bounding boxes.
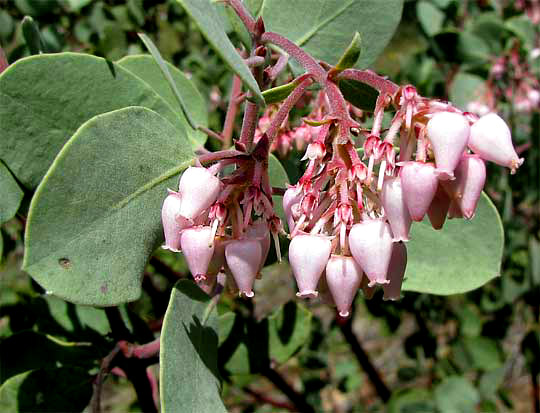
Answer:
[337,69,399,95]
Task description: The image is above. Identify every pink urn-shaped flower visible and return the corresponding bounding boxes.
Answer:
[400,162,438,221]
[468,113,523,174]
[325,255,363,317]
[178,167,221,221]
[289,234,332,298]
[246,220,271,273]
[383,242,407,301]
[381,176,412,242]
[442,154,486,220]
[180,226,215,281]
[283,185,303,231]
[161,189,188,252]
[225,238,262,298]
[349,219,393,286]
[426,112,470,180]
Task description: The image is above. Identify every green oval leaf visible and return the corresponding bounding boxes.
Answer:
[449,72,487,111]
[260,0,403,68]
[0,367,93,412]
[416,1,444,37]
[403,193,504,295]
[117,54,209,149]
[0,53,189,190]
[23,107,194,306]
[338,77,378,111]
[0,162,23,224]
[176,0,264,106]
[160,280,226,413]
[434,376,480,413]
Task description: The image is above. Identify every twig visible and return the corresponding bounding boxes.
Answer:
[243,386,296,411]
[90,344,121,413]
[238,100,259,150]
[198,126,224,142]
[223,75,243,148]
[262,367,315,413]
[336,69,398,95]
[337,315,391,402]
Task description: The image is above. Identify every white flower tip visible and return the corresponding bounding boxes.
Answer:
[338,310,350,318]
[383,294,401,301]
[435,169,455,180]
[392,236,409,243]
[296,290,319,299]
[368,279,390,287]
[162,245,181,253]
[242,290,255,298]
[510,157,524,174]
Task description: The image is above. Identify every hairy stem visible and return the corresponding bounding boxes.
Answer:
[337,69,398,95]
[223,75,243,148]
[239,100,259,150]
[227,0,256,34]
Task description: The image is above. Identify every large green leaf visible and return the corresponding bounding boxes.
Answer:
[0,162,23,224]
[117,54,209,148]
[268,153,289,223]
[259,0,403,68]
[403,193,504,295]
[0,367,93,412]
[24,107,194,306]
[160,280,226,413]
[0,53,188,190]
[176,0,264,105]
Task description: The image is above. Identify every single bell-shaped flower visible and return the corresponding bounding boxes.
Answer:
[383,242,407,301]
[246,220,271,273]
[349,219,393,286]
[225,239,262,298]
[426,112,470,180]
[325,255,363,317]
[178,167,221,221]
[400,162,438,221]
[161,189,187,252]
[427,184,451,229]
[442,154,486,219]
[289,234,332,298]
[381,176,412,241]
[468,113,523,174]
[180,226,215,281]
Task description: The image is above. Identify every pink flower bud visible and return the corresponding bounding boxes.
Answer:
[349,219,393,286]
[283,186,303,231]
[178,167,221,220]
[468,113,523,174]
[246,220,271,272]
[442,154,486,219]
[381,176,412,242]
[289,234,332,298]
[161,189,189,252]
[225,239,262,297]
[383,242,407,301]
[426,112,470,180]
[427,184,451,229]
[180,226,215,281]
[400,162,438,221]
[325,255,363,317]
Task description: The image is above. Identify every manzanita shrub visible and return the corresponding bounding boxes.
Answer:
[0,0,533,411]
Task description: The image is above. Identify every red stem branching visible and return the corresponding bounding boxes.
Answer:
[336,69,398,95]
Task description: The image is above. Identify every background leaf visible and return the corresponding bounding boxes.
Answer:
[23,107,194,306]
[434,376,480,413]
[449,71,487,111]
[403,193,504,295]
[0,367,93,412]
[268,153,289,223]
[160,280,226,413]
[117,54,208,149]
[0,162,23,224]
[416,1,445,37]
[259,0,404,68]
[176,0,264,105]
[0,53,188,190]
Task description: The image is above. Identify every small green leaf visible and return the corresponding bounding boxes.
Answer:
[117,54,209,149]
[0,162,23,224]
[263,79,303,104]
[0,53,189,190]
[334,32,362,72]
[260,0,403,68]
[0,368,93,412]
[21,16,42,54]
[176,0,264,105]
[268,154,289,223]
[403,193,504,295]
[416,1,444,36]
[160,280,226,413]
[24,107,194,306]
[434,376,480,413]
[338,78,378,111]
[449,72,487,111]
[388,388,436,413]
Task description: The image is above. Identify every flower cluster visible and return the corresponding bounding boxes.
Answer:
[283,85,523,317]
[161,79,523,317]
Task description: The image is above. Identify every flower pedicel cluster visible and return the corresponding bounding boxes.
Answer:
[159,0,523,318]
